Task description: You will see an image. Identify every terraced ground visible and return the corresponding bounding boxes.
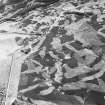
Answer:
[0,0,105,105]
